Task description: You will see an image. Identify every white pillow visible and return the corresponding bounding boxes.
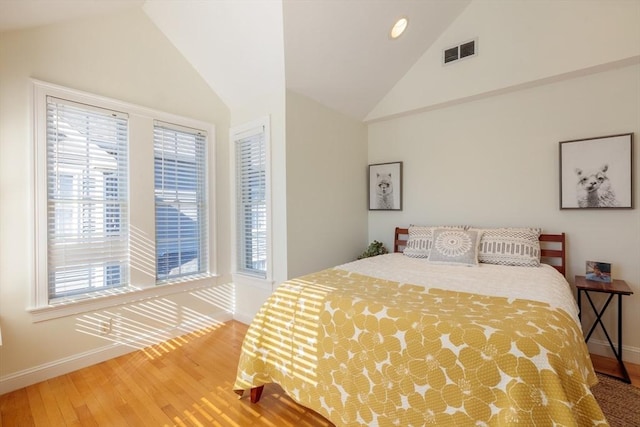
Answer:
[403,225,468,258]
[474,227,542,267]
[427,228,482,266]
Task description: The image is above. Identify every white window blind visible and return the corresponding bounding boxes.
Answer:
[235,128,267,278]
[154,122,207,281]
[46,96,129,299]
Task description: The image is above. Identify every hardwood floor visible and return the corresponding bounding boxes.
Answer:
[1,320,638,426]
[590,352,640,387]
[0,321,332,427]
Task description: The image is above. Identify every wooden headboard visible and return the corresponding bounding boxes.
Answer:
[393,227,566,276]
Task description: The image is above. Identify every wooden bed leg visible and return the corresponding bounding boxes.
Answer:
[250,386,264,403]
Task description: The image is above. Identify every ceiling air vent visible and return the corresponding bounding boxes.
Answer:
[444,46,459,64]
[443,38,477,65]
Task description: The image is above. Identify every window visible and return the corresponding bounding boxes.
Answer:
[45,97,129,299]
[233,119,270,279]
[154,122,208,282]
[33,81,215,318]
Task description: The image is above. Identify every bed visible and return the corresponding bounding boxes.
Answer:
[233,226,607,426]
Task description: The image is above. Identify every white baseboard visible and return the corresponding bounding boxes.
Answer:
[586,338,640,365]
[0,311,233,395]
[233,312,253,326]
[0,342,134,395]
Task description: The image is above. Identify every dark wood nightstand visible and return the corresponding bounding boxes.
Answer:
[575,275,633,383]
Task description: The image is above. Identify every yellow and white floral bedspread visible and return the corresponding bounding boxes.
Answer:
[234,261,606,426]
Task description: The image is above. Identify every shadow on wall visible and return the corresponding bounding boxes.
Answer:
[75,284,234,360]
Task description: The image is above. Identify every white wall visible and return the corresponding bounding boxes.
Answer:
[144,0,286,114]
[368,63,640,363]
[0,8,232,393]
[286,91,368,279]
[367,0,640,121]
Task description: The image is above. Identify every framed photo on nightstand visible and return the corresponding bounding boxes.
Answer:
[585,261,611,283]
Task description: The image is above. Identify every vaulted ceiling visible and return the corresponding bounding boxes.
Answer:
[0,0,471,120]
[2,1,638,122]
[281,0,470,120]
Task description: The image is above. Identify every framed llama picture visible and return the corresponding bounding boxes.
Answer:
[368,161,402,211]
[559,133,633,209]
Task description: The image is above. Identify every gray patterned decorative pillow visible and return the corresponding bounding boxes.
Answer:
[475,227,542,267]
[427,228,482,266]
[403,225,468,258]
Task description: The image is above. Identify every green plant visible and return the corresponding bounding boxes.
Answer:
[358,240,388,259]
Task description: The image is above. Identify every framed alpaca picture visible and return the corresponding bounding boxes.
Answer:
[368,161,402,211]
[559,133,633,209]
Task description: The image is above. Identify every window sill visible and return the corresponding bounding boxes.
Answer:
[232,273,274,292]
[28,274,219,323]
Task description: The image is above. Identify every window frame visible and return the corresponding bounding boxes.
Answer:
[153,121,209,283]
[44,96,130,300]
[31,80,217,322]
[230,117,272,289]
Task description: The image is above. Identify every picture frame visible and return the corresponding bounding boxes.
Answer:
[559,133,633,209]
[585,261,612,283]
[368,161,402,211]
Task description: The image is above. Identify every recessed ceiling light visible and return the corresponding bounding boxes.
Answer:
[390,17,408,39]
